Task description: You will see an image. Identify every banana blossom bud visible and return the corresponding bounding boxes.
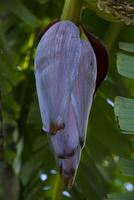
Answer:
[34,20,108,188]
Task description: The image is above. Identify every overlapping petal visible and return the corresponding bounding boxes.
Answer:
[35,21,81,133]
[71,40,97,148]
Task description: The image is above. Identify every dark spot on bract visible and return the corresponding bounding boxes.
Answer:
[49,122,65,135]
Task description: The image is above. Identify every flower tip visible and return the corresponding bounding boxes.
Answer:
[62,173,74,190]
[59,163,75,189]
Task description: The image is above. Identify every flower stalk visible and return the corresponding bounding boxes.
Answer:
[61,0,83,23]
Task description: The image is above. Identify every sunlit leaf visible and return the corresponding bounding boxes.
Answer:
[119,42,134,53]
[115,96,134,133]
[117,52,134,79]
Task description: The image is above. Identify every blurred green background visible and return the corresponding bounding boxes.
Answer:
[0,0,134,199]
